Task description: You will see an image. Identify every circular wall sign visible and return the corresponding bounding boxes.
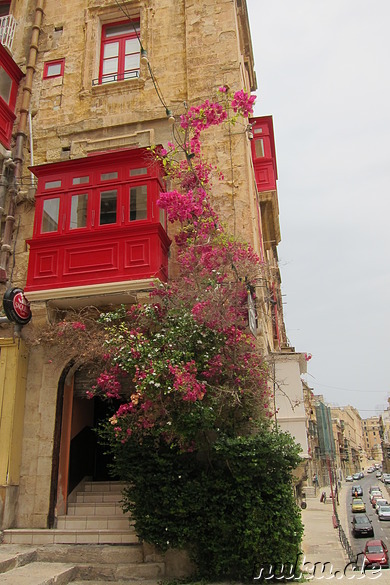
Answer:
[3,288,32,325]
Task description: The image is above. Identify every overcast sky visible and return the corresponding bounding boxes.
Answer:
[246,1,390,417]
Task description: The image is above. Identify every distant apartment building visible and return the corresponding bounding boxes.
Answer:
[362,416,383,462]
[331,405,365,475]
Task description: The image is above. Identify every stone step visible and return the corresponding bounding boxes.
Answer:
[75,491,122,503]
[3,529,139,545]
[0,561,76,585]
[0,545,37,574]
[83,481,125,493]
[57,515,133,530]
[67,501,125,516]
[75,561,165,581]
[36,544,144,565]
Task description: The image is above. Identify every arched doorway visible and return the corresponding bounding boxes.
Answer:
[49,363,118,525]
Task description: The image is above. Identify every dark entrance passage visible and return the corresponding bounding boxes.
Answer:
[69,367,119,486]
[51,364,120,524]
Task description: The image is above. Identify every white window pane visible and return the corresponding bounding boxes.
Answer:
[125,38,139,53]
[103,58,119,75]
[41,198,60,233]
[46,63,62,77]
[104,42,119,58]
[125,53,140,71]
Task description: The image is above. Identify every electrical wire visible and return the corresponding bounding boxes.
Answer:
[304,374,389,394]
[113,0,172,116]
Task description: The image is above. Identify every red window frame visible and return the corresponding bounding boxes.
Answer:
[43,59,65,80]
[99,20,140,84]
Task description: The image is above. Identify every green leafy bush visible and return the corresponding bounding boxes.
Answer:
[101,423,303,581]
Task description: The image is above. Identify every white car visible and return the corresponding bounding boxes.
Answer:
[370,490,383,503]
[375,499,388,513]
[346,475,353,482]
[378,505,390,521]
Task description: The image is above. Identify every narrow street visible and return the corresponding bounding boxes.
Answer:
[346,475,390,564]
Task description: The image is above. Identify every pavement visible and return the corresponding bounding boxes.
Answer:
[301,482,351,578]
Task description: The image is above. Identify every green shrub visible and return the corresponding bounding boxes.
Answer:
[101,424,303,582]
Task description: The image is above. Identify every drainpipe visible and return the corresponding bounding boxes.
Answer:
[0,157,15,214]
[0,0,45,283]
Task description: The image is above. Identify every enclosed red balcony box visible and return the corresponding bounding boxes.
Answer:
[25,148,171,296]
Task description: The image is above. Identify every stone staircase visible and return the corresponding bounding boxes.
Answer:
[3,481,137,546]
[0,481,168,583]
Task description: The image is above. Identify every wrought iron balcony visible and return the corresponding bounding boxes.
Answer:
[0,14,16,53]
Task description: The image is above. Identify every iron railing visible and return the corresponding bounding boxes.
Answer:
[0,15,17,53]
[334,510,355,562]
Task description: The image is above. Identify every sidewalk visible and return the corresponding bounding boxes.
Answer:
[301,482,351,577]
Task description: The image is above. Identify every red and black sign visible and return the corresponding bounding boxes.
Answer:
[3,288,32,325]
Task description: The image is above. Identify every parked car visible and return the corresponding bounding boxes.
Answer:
[346,475,353,482]
[383,475,390,485]
[376,471,382,479]
[363,540,389,569]
[367,466,375,473]
[371,494,384,508]
[370,491,383,503]
[378,505,390,521]
[351,513,374,537]
[359,471,365,478]
[375,499,388,512]
[352,485,363,497]
[352,498,366,513]
[353,473,361,480]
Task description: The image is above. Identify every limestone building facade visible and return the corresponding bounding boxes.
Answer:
[0,0,304,539]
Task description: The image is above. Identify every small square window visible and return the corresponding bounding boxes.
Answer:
[43,59,65,80]
[72,176,90,185]
[101,171,118,181]
[45,179,62,189]
[130,168,147,176]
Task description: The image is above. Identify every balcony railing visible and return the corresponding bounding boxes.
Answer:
[0,14,16,53]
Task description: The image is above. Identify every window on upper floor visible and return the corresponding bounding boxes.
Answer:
[43,59,65,80]
[97,19,140,85]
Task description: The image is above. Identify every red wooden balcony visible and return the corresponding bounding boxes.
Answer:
[250,116,281,249]
[25,148,171,300]
[0,42,23,150]
[250,115,278,192]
